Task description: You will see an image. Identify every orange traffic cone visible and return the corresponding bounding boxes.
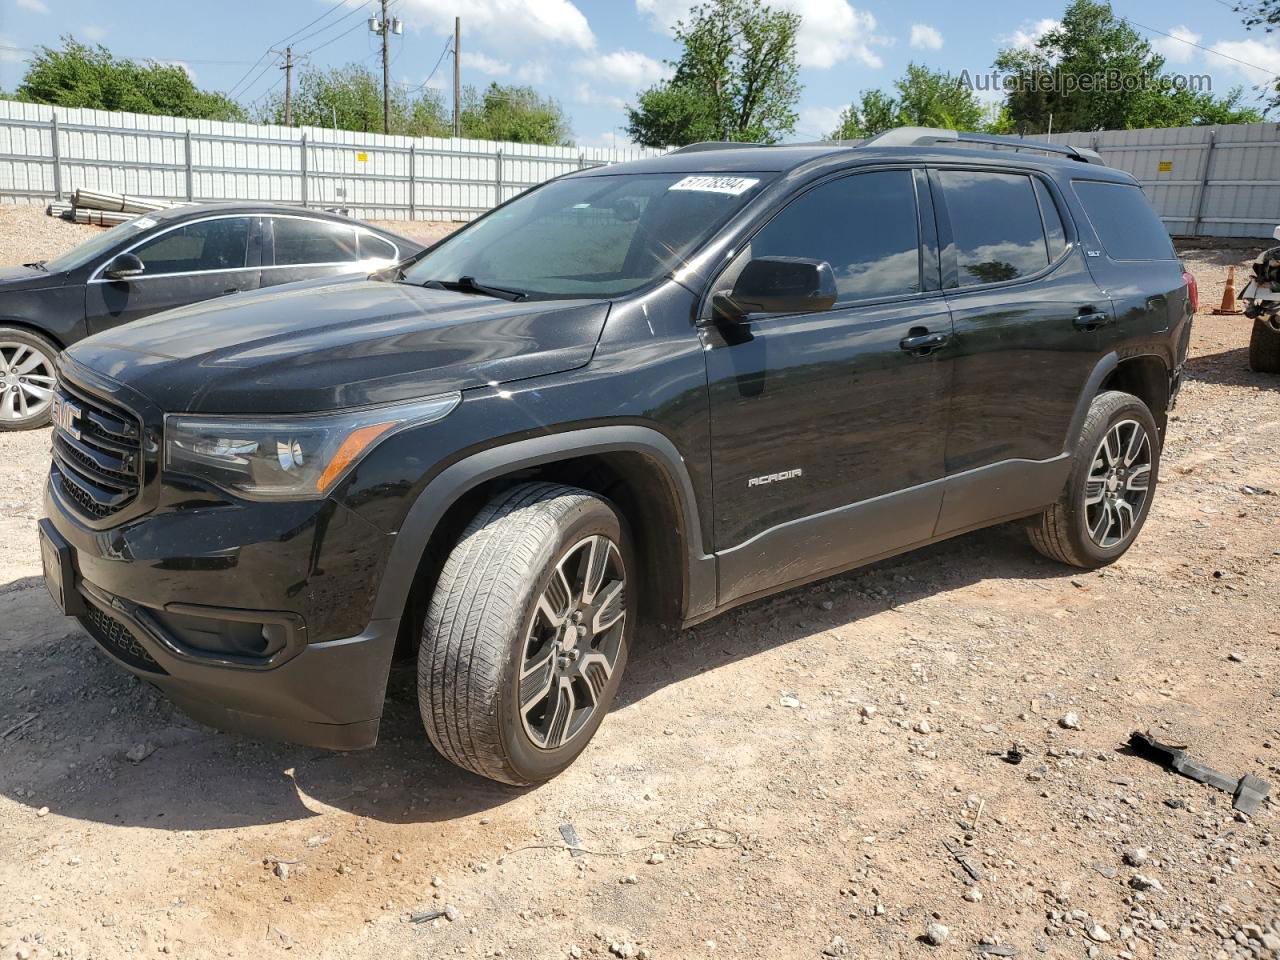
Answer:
[1212,266,1243,315]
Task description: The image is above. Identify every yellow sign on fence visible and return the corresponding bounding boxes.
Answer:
[355,152,369,163]
[1157,160,1173,173]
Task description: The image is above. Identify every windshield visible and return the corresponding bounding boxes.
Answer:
[402,172,772,299]
[44,215,160,274]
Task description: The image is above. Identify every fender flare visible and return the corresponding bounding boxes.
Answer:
[367,424,716,625]
[1062,351,1119,453]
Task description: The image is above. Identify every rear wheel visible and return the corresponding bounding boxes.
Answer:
[1028,390,1160,568]
[1249,316,1280,373]
[0,327,58,430]
[418,482,631,785]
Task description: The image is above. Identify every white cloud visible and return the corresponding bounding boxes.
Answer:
[401,0,594,51]
[162,60,195,81]
[461,51,512,76]
[909,24,943,51]
[81,24,106,41]
[574,49,668,89]
[1152,26,1201,65]
[579,129,644,150]
[16,0,49,13]
[796,103,848,139]
[0,36,27,64]
[1207,37,1280,82]
[516,61,549,84]
[573,81,627,111]
[1000,18,1059,51]
[636,0,888,69]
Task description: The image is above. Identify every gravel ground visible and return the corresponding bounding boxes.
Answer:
[0,215,1277,960]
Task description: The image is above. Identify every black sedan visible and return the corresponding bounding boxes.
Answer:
[0,203,424,429]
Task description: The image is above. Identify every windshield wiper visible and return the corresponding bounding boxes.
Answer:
[23,260,47,271]
[422,276,527,302]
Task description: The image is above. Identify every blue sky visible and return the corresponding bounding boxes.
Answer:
[0,0,1275,146]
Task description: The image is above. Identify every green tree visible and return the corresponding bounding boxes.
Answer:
[14,36,245,120]
[993,0,1262,133]
[459,83,572,145]
[829,64,986,139]
[257,64,450,136]
[626,0,801,147]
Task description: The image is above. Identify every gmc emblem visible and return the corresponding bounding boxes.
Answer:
[52,396,83,440]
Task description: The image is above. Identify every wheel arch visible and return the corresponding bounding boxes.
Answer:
[0,317,66,350]
[1064,351,1172,453]
[369,426,716,659]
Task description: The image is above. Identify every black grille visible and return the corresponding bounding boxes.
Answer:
[51,379,142,523]
[82,603,165,674]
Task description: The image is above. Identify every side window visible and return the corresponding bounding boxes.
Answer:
[272,218,360,266]
[1034,178,1068,262]
[1072,180,1175,261]
[938,170,1050,287]
[131,218,250,275]
[360,233,398,260]
[746,169,921,303]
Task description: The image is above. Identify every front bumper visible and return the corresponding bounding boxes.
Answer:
[42,481,401,751]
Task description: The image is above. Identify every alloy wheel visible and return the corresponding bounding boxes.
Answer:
[519,535,627,750]
[0,340,56,423]
[1084,418,1152,548]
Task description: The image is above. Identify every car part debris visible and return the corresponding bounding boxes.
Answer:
[410,909,446,924]
[943,840,982,882]
[1128,731,1271,816]
[975,945,1018,957]
[559,823,585,857]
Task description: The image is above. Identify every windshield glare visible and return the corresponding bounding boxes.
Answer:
[402,172,772,299]
[43,215,159,274]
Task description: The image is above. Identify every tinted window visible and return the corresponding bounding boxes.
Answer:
[1073,180,1175,261]
[361,233,397,260]
[747,170,920,302]
[131,218,250,275]
[939,170,1049,287]
[1034,178,1068,261]
[402,172,771,298]
[273,218,360,265]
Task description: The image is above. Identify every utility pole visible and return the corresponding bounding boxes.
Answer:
[369,1,402,135]
[453,16,461,138]
[281,47,294,127]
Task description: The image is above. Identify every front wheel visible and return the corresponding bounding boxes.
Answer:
[0,327,59,430]
[418,482,632,785]
[1027,390,1160,568]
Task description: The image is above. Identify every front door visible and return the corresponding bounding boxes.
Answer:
[702,167,954,604]
[85,216,261,335]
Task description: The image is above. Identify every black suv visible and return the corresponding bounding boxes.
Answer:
[39,129,1193,785]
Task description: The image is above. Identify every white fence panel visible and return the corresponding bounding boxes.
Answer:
[0,99,663,221]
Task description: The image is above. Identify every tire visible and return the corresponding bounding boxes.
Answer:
[1027,390,1160,568]
[1249,317,1280,373]
[418,482,633,785]
[0,326,59,431]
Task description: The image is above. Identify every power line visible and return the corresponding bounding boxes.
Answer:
[229,0,377,98]
[396,34,453,94]
[1121,14,1279,77]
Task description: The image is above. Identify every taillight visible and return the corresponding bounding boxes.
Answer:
[1182,270,1198,313]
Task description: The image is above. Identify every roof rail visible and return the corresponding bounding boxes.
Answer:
[861,126,1106,166]
[668,141,767,154]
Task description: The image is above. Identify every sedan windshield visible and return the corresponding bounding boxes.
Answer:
[44,215,160,274]
[402,172,772,299]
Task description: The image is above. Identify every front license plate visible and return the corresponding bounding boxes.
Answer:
[38,518,84,616]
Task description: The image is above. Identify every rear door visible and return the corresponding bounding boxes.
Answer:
[702,166,954,602]
[930,167,1111,533]
[260,216,399,288]
[84,215,261,335]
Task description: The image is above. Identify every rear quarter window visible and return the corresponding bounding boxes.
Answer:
[1072,180,1175,261]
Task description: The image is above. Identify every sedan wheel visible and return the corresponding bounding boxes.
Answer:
[0,331,58,429]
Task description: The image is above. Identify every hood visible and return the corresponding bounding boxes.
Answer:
[66,279,611,414]
[0,263,64,290]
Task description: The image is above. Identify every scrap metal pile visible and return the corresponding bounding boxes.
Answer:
[45,189,177,226]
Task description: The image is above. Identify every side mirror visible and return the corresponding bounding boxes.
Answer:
[1273,225,1280,242]
[712,256,837,320]
[103,253,145,280]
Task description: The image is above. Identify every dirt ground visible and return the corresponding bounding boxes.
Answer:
[0,211,1277,960]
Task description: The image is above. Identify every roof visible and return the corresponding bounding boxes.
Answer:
[147,201,425,249]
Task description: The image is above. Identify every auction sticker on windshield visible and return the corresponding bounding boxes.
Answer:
[669,176,760,196]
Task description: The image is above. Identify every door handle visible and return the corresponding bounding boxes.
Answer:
[222,287,241,295]
[899,330,949,355]
[1073,311,1112,331]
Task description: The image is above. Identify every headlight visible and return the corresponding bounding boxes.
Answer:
[164,393,460,500]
